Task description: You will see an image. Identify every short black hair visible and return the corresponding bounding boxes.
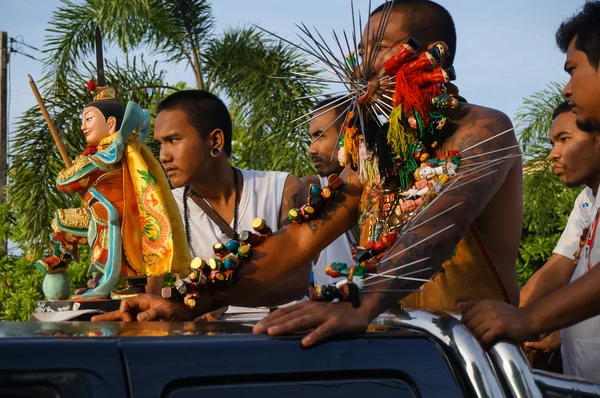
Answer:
[556,1,600,70]
[313,96,346,119]
[371,0,457,67]
[552,101,572,121]
[157,90,233,156]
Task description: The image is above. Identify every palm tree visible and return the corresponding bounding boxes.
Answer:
[9,0,325,253]
[515,82,581,285]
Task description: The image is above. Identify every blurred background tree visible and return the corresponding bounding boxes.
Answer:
[515,82,581,285]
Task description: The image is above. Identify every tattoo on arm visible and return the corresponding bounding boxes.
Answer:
[304,184,349,235]
[279,192,298,227]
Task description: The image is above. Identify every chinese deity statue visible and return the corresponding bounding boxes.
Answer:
[35,83,190,301]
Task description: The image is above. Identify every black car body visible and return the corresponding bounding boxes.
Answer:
[1,309,599,397]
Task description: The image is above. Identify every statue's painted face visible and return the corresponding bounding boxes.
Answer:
[446,162,457,176]
[401,200,416,213]
[358,141,372,161]
[81,106,115,146]
[419,166,435,180]
[415,179,429,190]
[338,146,346,166]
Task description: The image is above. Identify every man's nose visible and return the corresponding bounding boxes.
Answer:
[562,79,572,98]
[548,146,560,160]
[159,147,172,164]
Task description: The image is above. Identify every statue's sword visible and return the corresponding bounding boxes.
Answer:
[95,26,105,87]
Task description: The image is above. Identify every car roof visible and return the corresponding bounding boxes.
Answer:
[0,318,429,339]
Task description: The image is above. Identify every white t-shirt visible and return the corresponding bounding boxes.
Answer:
[172,169,289,261]
[553,187,594,259]
[554,186,600,382]
[311,176,356,286]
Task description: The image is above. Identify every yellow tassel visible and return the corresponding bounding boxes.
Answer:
[344,126,360,167]
[341,111,359,168]
[359,156,380,186]
[387,105,416,160]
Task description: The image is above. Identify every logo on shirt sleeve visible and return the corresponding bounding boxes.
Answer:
[585,208,600,271]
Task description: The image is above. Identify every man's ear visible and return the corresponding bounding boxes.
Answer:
[209,128,225,153]
[106,116,118,134]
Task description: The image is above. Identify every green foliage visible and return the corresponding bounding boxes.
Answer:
[0,203,89,321]
[0,255,43,321]
[516,81,567,156]
[145,0,215,87]
[43,0,154,88]
[0,254,91,321]
[205,27,323,175]
[516,82,581,286]
[517,183,581,284]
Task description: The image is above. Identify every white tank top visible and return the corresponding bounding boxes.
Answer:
[173,168,289,260]
[311,176,356,286]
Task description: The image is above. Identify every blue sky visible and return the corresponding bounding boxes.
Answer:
[0,0,586,141]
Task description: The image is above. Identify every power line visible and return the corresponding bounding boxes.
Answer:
[10,49,43,63]
[10,36,41,53]
[8,89,33,96]
[8,36,44,62]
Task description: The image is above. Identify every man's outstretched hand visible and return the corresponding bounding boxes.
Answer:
[525,330,561,353]
[458,300,539,348]
[252,300,371,347]
[91,294,192,322]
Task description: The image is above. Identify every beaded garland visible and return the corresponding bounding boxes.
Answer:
[161,217,272,309]
[287,174,344,224]
[304,38,463,307]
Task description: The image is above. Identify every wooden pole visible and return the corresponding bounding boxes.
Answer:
[28,74,72,168]
[0,32,8,253]
[0,32,8,203]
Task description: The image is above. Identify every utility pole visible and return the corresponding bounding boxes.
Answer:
[0,32,9,253]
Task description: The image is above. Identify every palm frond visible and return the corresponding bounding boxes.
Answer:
[204,26,325,175]
[515,81,566,153]
[147,0,214,88]
[42,0,154,89]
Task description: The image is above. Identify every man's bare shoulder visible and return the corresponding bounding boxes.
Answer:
[456,104,516,142]
[461,103,512,126]
[301,175,321,189]
[445,104,517,152]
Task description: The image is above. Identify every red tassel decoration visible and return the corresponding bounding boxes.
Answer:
[87,79,96,92]
[384,41,419,76]
[81,144,98,155]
